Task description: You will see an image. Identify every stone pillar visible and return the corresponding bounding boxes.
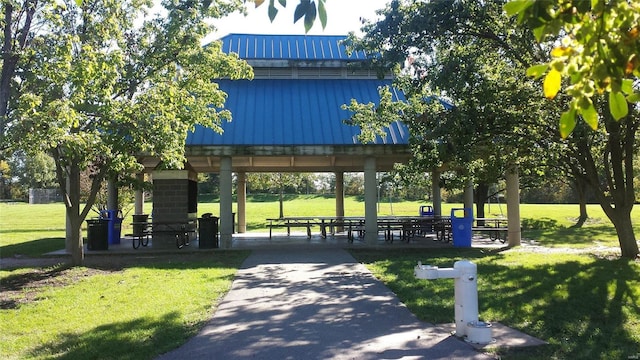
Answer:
[134,173,144,215]
[364,157,378,245]
[335,172,345,233]
[432,169,442,217]
[219,157,233,248]
[506,164,522,247]
[151,169,197,249]
[237,171,247,233]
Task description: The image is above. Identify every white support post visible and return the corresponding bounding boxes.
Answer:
[364,157,378,244]
[237,171,246,233]
[335,172,345,233]
[220,157,233,248]
[134,173,144,215]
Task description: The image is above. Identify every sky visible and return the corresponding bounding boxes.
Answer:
[209,0,390,39]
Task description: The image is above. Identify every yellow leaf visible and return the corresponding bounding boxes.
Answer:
[254,0,265,7]
[543,69,562,99]
[551,46,572,58]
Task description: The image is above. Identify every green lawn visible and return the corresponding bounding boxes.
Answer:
[350,248,640,359]
[1,254,249,360]
[1,198,639,359]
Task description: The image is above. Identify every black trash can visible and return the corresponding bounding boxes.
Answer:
[86,219,109,250]
[198,214,219,249]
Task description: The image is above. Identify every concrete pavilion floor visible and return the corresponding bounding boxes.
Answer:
[66,230,510,255]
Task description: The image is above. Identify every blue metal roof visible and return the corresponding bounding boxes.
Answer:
[187,79,408,146]
[219,34,371,61]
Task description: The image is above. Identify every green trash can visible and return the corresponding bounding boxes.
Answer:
[198,214,219,249]
[86,219,108,250]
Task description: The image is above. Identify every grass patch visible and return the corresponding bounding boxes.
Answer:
[350,248,640,359]
[0,252,249,360]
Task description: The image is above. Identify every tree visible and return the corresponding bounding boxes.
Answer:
[8,151,57,197]
[344,0,559,219]
[345,0,639,259]
[4,0,252,265]
[247,172,305,218]
[506,0,640,259]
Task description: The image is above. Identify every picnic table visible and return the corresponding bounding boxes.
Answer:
[265,216,453,243]
[473,217,508,243]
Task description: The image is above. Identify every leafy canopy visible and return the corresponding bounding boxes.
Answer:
[505,0,640,137]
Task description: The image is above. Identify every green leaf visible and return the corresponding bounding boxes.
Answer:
[75,0,83,6]
[293,1,307,23]
[621,79,634,95]
[559,108,577,138]
[627,93,640,103]
[533,25,546,42]
[503,0,534,16]
[278,0,286,6]
[268,0,278,22]
[526,64,549,79]
[609,91,628,120]
[318,0,327,29]
[304,3,317,33]
[578,100,598,130]
[543,69,562,99]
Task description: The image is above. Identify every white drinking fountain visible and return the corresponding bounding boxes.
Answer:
[414,259,493,344]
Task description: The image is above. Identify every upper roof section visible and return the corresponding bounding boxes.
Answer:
[219,34,371,61]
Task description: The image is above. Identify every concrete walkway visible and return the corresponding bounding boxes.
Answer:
[156,248,497,359]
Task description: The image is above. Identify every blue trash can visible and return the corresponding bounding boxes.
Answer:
[451,208,473,248]
[100,210,123,245]
[419,205,434,216]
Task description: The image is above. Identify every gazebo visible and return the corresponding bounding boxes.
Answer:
[131,33,522,249]
[137,34,414,248]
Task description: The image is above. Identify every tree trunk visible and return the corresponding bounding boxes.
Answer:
[573,99,639,259]
[573,176,589,227]
[67,163,84,266]
[474,182,489,226]
[279,187,284,219]
[609,211,639,259]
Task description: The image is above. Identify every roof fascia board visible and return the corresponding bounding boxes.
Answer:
[186,145,411,157]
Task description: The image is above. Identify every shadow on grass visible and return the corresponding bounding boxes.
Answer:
[521,218,559,230]
[28,312,192,360]
[524,224,620,246]
[350,248,640,359]
[1,237,65,258]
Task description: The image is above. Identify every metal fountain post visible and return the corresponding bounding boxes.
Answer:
[414,259,493,344]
